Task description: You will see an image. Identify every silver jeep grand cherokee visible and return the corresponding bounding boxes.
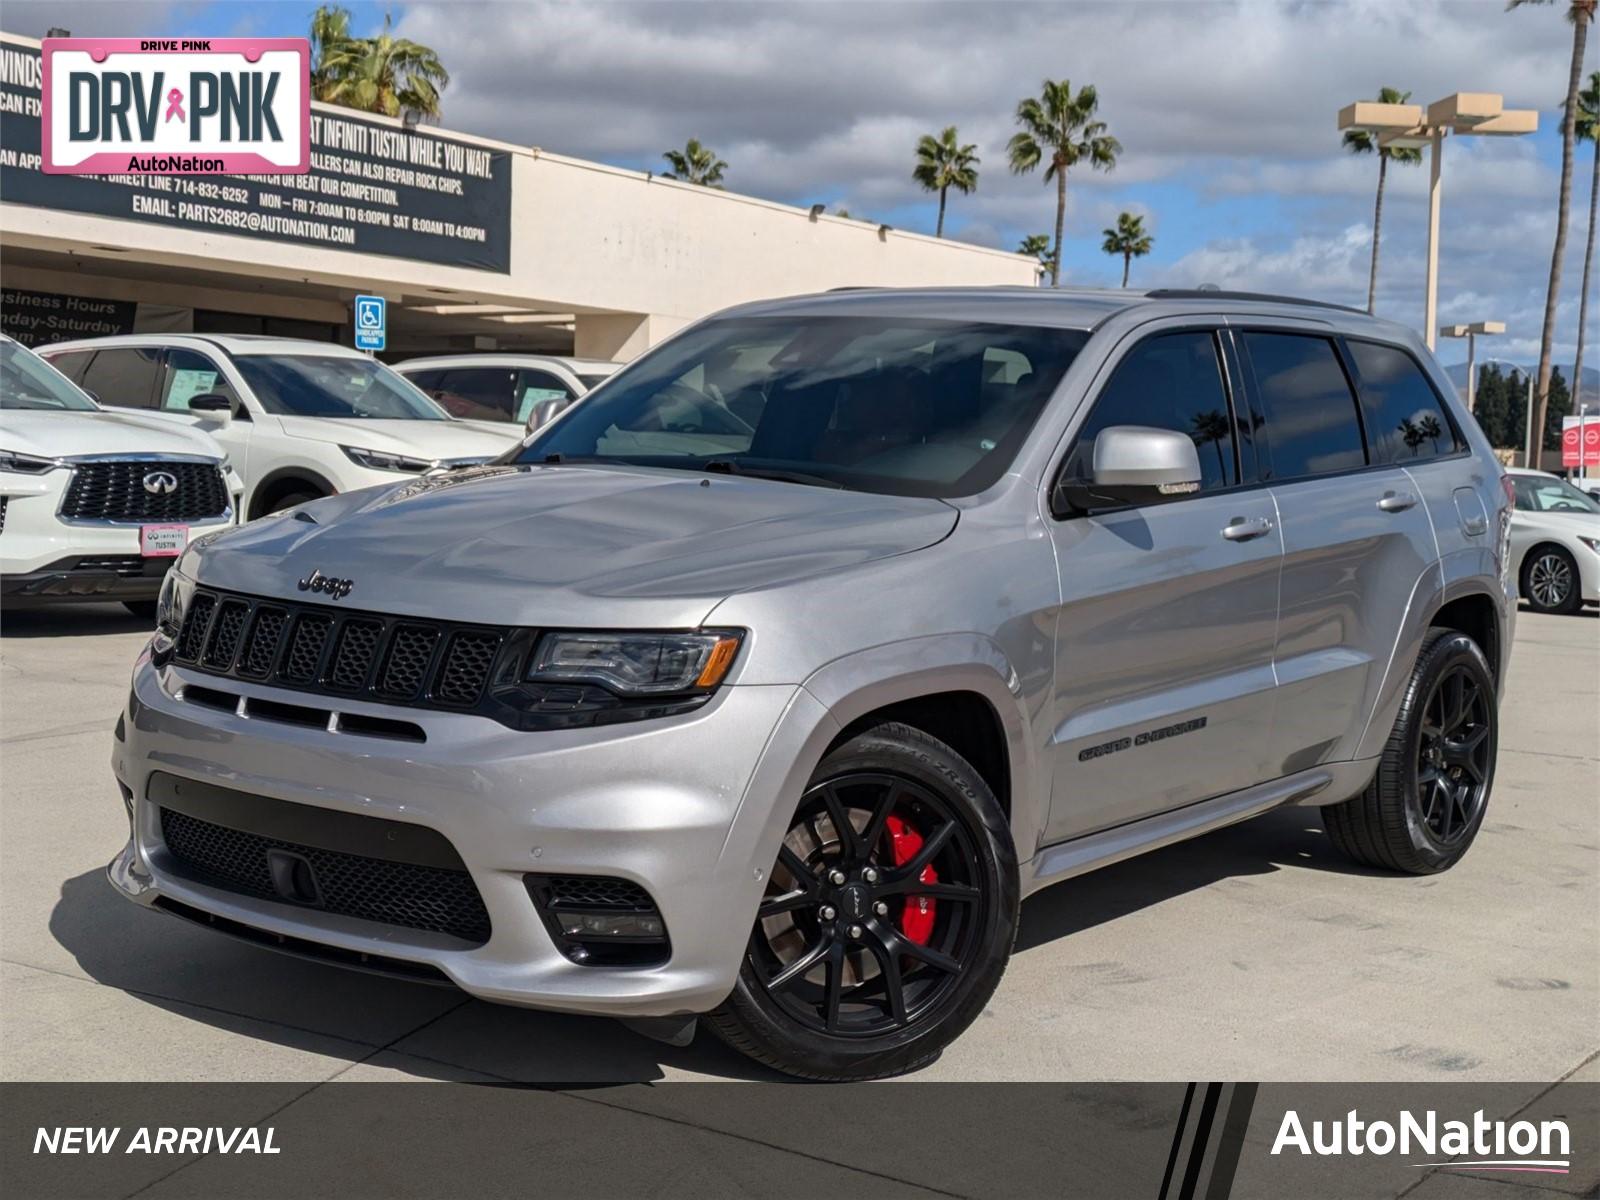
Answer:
[110,288,1514,1080]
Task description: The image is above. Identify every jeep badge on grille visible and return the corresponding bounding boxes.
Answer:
[298,569,354,600]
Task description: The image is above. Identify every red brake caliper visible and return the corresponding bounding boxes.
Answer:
[885,814,937,945]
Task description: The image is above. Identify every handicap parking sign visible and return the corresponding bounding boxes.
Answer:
[354,295,386,352]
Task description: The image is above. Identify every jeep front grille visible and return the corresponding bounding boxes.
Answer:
[173,587,506,713]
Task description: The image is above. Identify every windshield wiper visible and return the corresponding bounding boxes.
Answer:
[702,460,845,490]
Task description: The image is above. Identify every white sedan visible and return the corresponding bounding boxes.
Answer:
[1506,467,1600,615]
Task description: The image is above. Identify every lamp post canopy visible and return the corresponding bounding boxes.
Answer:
[1440,321,1507,338]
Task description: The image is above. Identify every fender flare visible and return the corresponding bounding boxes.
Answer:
[795,633,1041,856]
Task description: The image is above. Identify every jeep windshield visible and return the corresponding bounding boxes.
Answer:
[232,355,451,420]
[512,317,1087,498]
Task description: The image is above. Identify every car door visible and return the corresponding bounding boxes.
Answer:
[156,348,253,478]
[1236,327,1441,775]
[1043,325,1283,844]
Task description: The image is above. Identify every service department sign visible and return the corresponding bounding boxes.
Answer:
[42,38,309,175]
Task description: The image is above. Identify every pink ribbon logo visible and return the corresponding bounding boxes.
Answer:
[164,88,185,123]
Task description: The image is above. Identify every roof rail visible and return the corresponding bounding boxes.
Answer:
[1144,289,1366,315]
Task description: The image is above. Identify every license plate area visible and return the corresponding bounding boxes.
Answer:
[141,524,188,557]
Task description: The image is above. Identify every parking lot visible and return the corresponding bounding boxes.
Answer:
[1,605,1594,1086]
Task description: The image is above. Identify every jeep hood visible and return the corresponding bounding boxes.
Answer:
[188,463,958,627]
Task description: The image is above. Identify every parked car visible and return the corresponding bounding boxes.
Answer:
[110,288,1513,1080]
[41,336,522,519]
[395,354,623,432]
[1505,467,1600,615]
[0,334,242,615]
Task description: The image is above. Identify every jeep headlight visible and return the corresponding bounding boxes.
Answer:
[341,445,436,473]
[526,630,742,696]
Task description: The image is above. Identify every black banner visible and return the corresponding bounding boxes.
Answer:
[0,286,137,346]
[1,1082,1594,1198]
[0,43,512,272]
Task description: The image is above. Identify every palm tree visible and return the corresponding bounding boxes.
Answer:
[310,8,449,123]
[1572,71,1599,409]
[1007,79,1121,286]
[1509,0,1596,467]
[662,139,728,188]
[309,5,356,98]
[1101,212,1154,287]
[1342,86,1423,314]
[1018,233,1054,272]
[912,126,980,238]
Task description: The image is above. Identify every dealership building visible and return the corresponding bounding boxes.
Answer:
[0,31,1038,361]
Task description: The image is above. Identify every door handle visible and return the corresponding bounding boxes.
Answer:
[1377,490,1418,513]
[1222,516,1273,542]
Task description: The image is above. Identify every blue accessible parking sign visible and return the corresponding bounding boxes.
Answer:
[354,295,386,352]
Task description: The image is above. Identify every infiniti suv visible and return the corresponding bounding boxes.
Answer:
[109,289,1514,1079]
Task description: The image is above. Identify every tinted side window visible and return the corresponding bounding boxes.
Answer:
[44,350,94,383]
[1347,340,1460,463]
[1063,330,1237,493]
[78,347,162,409]
[1242,333,1366,480]
[404,369,447,394]
[160,349,238,411]
[434,368,515,422]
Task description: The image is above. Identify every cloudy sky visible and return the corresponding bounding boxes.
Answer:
[6,0,1596,374]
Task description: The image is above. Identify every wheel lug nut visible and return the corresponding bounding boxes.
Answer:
[829,869,846,885]
[819,905,836,920]
[863,867,878,883]
[848,924,863,940]
[874,901,888,916]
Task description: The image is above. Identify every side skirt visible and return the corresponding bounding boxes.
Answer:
[1021,759,1379,898]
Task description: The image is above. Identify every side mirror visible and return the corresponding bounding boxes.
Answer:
[188,393,234,424]
[1056,425,1203,514]
[525,396,573,433]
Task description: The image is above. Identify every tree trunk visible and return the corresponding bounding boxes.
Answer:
[1368,153,1388,315]
[1121,252,1131,288]
[1573,143,1598,412]
[1532,11,1590,469]
[936,187,947,238]
[1051,164,1067,287]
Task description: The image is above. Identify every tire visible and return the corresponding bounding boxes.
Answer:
[266,491,319,515]
[121,600,158,620]
[708,722,1018,1080]
[1322,628,1497,874]
[1521,545,1583,615]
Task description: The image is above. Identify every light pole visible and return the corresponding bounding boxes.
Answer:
[1338,94,1536,351]
[1479,355,1534,467]
[1439,320,1505,412]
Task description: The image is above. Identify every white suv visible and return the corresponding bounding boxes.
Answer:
[0,334,243,615]
[42,336,523,519]
[395,354,622,432]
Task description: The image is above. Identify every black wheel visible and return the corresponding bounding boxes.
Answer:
[121,600,158,621]
[1322,628,1497,874]
[266,491,320,515]
[1521,545,1582,615]
[708,722,1018,1080]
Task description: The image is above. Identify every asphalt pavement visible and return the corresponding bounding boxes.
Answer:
[1,604,1594,1087]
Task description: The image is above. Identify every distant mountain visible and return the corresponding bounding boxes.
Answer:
[1444,361,1600,402]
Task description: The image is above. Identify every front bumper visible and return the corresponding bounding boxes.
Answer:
[2,554,176,605]
[110,652,830,1017]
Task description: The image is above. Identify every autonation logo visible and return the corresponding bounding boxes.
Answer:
[1272,1108,1571,1176]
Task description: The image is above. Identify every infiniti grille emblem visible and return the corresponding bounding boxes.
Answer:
[142,470,179,495]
